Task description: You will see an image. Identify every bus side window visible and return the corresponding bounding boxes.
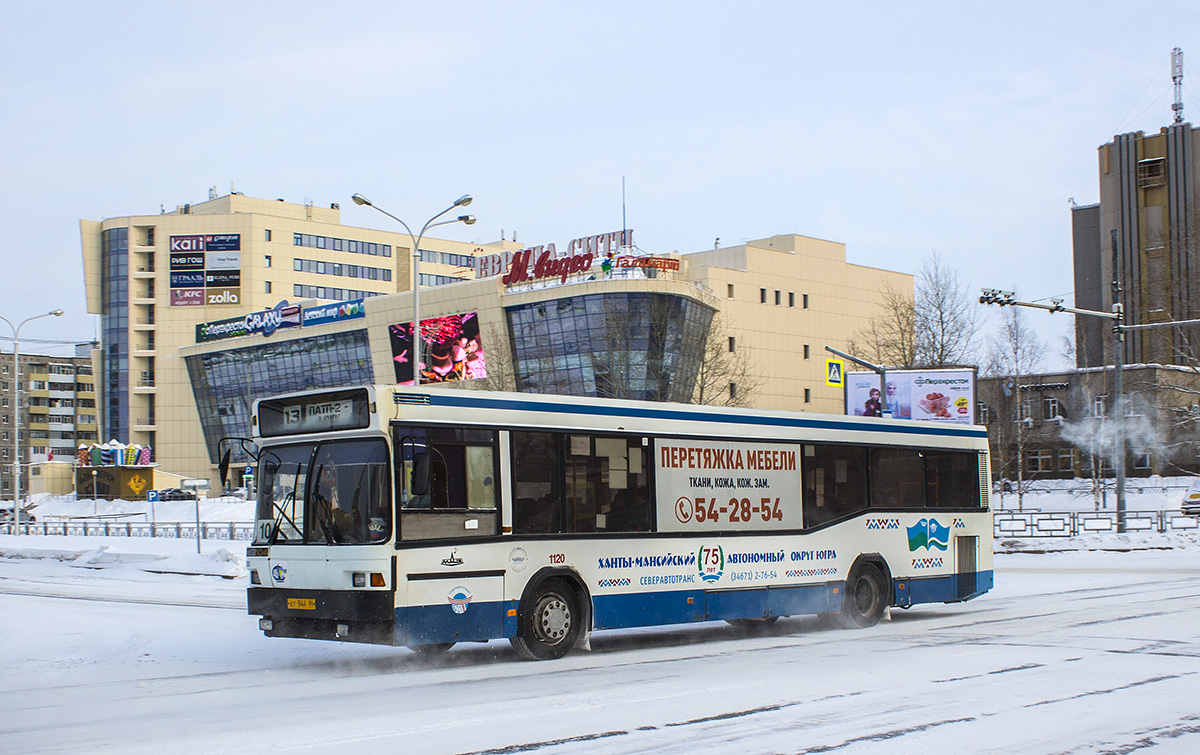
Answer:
[512,431,562,534]
[566,435,650,534]
[922,450,981,508]
[870,447,927,508]
[802,444,868,526]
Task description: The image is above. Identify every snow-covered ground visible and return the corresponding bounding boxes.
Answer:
[2,526,1199,754]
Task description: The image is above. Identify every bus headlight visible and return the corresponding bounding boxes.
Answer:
[352,572,366,588]
[259,619,273,631]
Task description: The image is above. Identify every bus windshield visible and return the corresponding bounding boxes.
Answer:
[255,438,391,545]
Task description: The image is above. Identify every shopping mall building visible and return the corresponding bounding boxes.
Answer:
[81,192,911,491]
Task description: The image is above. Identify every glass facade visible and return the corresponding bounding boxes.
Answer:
[101,227,129,442]
[506,293,714,402]
[186,330,373,463]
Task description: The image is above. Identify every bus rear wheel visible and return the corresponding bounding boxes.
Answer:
[511,579,582,661]
[836,562,887,629]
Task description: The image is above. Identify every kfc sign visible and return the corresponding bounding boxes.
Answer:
[171,288,205,307]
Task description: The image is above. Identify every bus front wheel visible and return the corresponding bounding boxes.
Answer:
[835,562,887,629]
[511,579,582,661]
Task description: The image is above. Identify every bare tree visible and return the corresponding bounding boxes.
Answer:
[692,313,764,407]
[468,324,518,392]
[914,253,984,367]
[851,254,981,369]
[850,281,918,368]
[985,306,1046,510]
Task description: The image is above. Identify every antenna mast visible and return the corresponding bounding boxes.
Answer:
[1172,47,1185,123]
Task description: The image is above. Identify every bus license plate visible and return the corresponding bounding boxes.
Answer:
[287,598,316,610]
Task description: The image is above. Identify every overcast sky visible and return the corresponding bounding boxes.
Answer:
[2,2,1197,367]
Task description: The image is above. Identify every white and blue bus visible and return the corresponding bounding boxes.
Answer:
[240,385,992,660]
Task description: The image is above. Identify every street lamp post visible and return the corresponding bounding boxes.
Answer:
[0,309,64,532]
[351,193,474,384]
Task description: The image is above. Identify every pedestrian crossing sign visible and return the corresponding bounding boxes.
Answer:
[825,358,844,387]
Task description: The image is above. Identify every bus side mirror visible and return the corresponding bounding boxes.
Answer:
[411,453,431,496]
[219,448,231,487]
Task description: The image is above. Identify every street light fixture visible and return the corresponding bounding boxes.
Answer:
[0,309,65,532]
[350,193,475,384]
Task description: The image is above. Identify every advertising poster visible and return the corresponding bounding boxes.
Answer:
[390,312,487,385]
[655,439,803,533]
[845,369,976,424]
[302,299,366,327]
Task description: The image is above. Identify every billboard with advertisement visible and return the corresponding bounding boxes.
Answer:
[170,288,205,306]
[195,302,301,343]
[654,439,803,533]
[206,251,242,270]
[389,312,486,385]
[170,272,205,288]
[169,253,205,270]
[845,368,976,424]
[302,299,366,327]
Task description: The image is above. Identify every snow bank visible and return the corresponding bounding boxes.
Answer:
[0,535,246,578]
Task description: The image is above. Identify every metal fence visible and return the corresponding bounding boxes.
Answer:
[5,512,1197,541]
[992,509,1199,538]
[4,520,254,540]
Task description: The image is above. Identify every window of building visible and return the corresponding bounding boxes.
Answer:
[1137,158,1166,189]
[803,344,810,359]
[1058,449,1075,472]
[1123,394,1138,416]
[978,402,990,424]
[727,284,734,299]
[728,337,736,353]
[265,281,272,294]
[789,292,795,307]
[265,229,272,242]
[1092,395,1106,417]
[265,255,272,268]
[1043,396,1064,420]
[293,259,303,271]
[802,294,809,309]
[775,290,781,305]
[1134,452,1151,470]
[1020,400,1034,422]
[760,288,767,304]
[804,388,811,404]
[729,382,737,400]
[1027,449,1054,473]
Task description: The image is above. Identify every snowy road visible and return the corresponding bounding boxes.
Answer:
[2,543,1200,754]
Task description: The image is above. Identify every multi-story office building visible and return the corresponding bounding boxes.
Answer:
[84,192,912,488]
[1,352,98,499]
[1073,121,1199,367]
[80,192,519,476]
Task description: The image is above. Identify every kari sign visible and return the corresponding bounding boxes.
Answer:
[169,234,241,252]
[655,439,803,533]
[846,368,976,424]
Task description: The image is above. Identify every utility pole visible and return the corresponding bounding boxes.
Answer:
[979,288,1126,528]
